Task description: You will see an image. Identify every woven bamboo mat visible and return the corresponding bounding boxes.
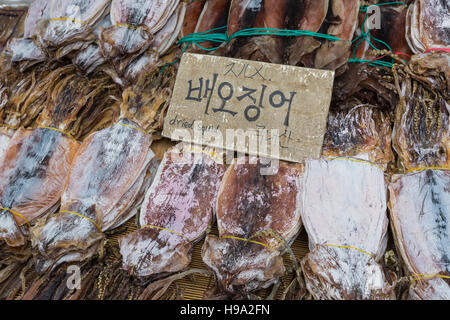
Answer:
[176,227,310,300]
[110,139,310,300]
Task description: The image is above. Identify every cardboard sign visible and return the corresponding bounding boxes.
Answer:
[162,53,334,163]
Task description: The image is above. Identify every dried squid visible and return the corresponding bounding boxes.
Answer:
[231,0,288,63]
[301,158,396,299]
[406,0,450,54]
[30,119,155,272]
[119,143,226,277]
[354,1,412,62]
[181,0,230,54]
[0,2,27,54]
[0,71,110,248]
[392,52,449,171]
[122,2,186,84]
[6,0,49,69]
[100,0,183,80]
[322,104,394,170]
[0,128,11,159]
[202,157,303,295]
[389,169,449,299]
[314,0,360,72]
[38,0,111,59]
[72,14,111,74]
[226,0,266,60]
[7,0,111,68]
[287,0,329,66]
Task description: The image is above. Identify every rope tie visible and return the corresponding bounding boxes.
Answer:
[425,48,450,53]
[39,126,76,141]
[161,25,343,73]
[325,244,375,259]
[117,122,148,135]
[141,224,190,241]
[408,167,450,173]
[0,207,30,227]
[409,273,450,282]
[113,23,141,30]
[60,210,102,233]
[49,17,86,25]
[222,235,273,251]
[326,156,384,172]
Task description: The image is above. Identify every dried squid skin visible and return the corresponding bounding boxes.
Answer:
[300,158,396,299]
[377,4,413,58]
[287,0,329,66]
[35,70,117,138]
[389,170,450,300]
[188,0,231,51]
[5,0,49,65]
[0,127,79,247]
[39,0,110,44]
[392,53,449,171]
[180,0,206,38]
[236,0,288,63]
[314,0,360,72]
[119,144,226,277]
[406,0,449,53]
[72,14,111,74]
[100,0,179,75]
[31,119,154,272]
[228,0,263,36]
[322,105,394,170]
[0,131,11,160]
[225,0,264,57]
[202,157,303,294]
[354,2,412,61]
[123,2,186,83]
[0,5,27,54]
[72,43,105,74]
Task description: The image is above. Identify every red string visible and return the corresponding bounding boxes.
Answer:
[362,54,388,65]
[425,48,450,53]
[394,51,411,57]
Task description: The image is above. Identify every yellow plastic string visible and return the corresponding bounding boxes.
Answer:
[183,145,223,162]
[49,17,87,24]
[117,122,148,135]
[113,23,140,30]
[222,235,272,251]
[141,225,190,241]
[325,244,375,259]
[0,207,30,227]
[1,124,18,130]
[39,126,76,141]
[408,273,450,283]
[60,210,102,233]
[327,156,384,172]
[408,167,450,172]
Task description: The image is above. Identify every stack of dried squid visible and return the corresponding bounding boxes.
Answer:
[4,0,186,85]
[0,67,120,299]
[99,0,186,85]
[0,0,449,302]
[7,0,111,70]
[14,69,173,299]
[388,51,449,300]
[180,0,366,73]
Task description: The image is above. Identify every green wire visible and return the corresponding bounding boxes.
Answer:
[351,1,408,67]
[160,2,408,73]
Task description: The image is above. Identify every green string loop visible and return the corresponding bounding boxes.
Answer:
[351,1,408,67]
[160,2,408,73]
